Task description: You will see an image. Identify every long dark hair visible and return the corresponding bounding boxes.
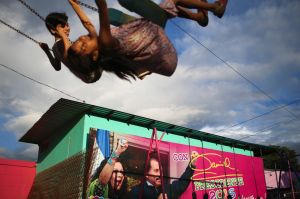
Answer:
[100,56,137,81]
[92,157,128,199]
[67,48,98,73]
[68,47,136,81]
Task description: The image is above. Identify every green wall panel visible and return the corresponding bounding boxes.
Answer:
[37,117,86,173]
[37,114,253,173]
[83,115,252,156]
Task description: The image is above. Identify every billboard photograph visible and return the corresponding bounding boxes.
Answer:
[86,129,266,199]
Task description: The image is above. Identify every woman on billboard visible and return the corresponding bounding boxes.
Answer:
[87,139,129,199]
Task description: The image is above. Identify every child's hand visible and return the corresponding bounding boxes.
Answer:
[39,42,50,51]
[95,0,107,7]
[68,0,78,4]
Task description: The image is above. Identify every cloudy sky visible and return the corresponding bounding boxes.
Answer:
[0,0,299,162]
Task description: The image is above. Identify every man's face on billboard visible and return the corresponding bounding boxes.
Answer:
[146,158,161,188]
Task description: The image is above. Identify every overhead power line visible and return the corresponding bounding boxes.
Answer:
[169,20,298,121]
[216,98,300,133]
[7,0,300,129]
[237,118,297,141]
[0,63,85,103]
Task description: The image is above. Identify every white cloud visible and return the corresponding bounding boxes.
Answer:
[137,105,207,126]
[0,147,10,158]
[18,144,39,161]
[0,0,299,161]
[201,125,273,143]
[4,112,41,139]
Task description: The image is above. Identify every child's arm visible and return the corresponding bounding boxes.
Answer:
[39,43,61,71]
[96,0,118,52]
[55,25,72,59]
[68,0,97,38]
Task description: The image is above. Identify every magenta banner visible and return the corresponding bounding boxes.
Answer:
[176,145,266,199]
[88,130,266,199]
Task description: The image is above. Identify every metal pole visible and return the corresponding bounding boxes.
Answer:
[278,153,283,199]
[287,158,295,199]
[274,162,280,199]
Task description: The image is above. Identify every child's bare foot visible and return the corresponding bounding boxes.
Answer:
[214,0,228,18]
[197,9,208,27]
[197,0,208,27]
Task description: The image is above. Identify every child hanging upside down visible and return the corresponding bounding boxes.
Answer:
[40,0,228,83]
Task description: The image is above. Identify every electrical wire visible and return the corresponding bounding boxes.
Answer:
[0,63,85,103]
[237,118,297,141]
[69,1,300,131]
[169,20,298,121]
[216,99,300,133]
[8,0,300,133]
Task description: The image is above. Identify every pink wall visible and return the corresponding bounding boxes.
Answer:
[0,158,36,199]
[174,146,267,199]
[264,170,300,189]
[122,134,267,199]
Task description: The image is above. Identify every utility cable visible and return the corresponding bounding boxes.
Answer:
[16,0,298,122]
[216,98,300,133]
[169,20,298,120]
[0,63,85,103]
[13,0,299,125]
[237,118,297,141]
[15,0,298,121]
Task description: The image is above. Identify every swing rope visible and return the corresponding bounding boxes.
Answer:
[139,128,166,199]
[220,143,231,199]
[232,145,241,199]
[187,135,197,199]
[200,138,208,199]
[259,148,268,199]
[249,147,260,199]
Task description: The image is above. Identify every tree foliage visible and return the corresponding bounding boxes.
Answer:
[262,146,300,171]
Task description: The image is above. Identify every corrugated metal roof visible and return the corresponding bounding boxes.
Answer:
[19,98,275,154]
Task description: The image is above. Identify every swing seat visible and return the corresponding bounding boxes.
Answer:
[108,8,137,26]
[117,0,168,28]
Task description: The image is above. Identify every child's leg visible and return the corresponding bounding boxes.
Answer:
[176,6,208,27]
[176,0,209,27]
[173,0,227,18]
[118,0,168,28]
[173,0,215,10]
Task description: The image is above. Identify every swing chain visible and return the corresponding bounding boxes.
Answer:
[77,1,99,12]
[18,0,98,21]
[17,0,45,22]
[0,18,39,44]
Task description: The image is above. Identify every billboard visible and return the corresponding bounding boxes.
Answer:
[86,129,266,199]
